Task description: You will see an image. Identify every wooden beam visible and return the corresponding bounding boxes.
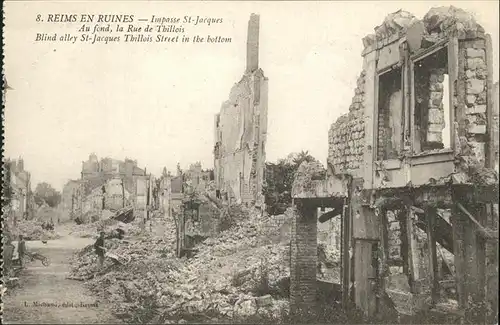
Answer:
[410,206,424,214]
[462,202,486,319]
[378,207,389,309]
[426,207,440,304]
[402,42,411,149]
[448,37,459,151]
[451,200,466,309]
[405,207,417,293]
[318,206,342,223]
[341,199,351,309]
[363,51,377,189]
[457,202,499,240]
[410,39,448,62]
[485,34,495,169]
[456,41,467,138]
[374,72,381,161]
[437,244,455,277]
[484,203,499,323]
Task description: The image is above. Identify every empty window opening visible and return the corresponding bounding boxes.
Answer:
[414,47,451,152]
[377,68,403,160]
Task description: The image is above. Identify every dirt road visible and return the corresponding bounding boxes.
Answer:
[3,236,121,324]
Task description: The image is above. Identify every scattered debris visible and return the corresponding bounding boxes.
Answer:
[10,219,60,241]
[69,206,293,323]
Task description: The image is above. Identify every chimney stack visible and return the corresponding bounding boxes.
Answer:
[246,14,260,73]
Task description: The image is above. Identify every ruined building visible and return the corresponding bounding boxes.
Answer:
[62,153,150,219]
[158,171,184,217]
[156,163,209,218]
[291,7,498,322]
[81,153,146,191]
[183,162,213,193]
[214,14,268,207]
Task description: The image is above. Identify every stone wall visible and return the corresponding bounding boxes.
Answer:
[387,210,403,262]
[328,72,366,175]
[427,68,447,145]
[463,45,488,167]
[214,14,267,206]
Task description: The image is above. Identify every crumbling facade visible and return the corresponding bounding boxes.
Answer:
[63,154,150,220]
[183,162,213,193]
[176,194,222,258]
[214,14,268,207]
[81,153,146,191]
[291,7,498,323]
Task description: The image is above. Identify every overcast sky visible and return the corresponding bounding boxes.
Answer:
[4,1,499,191]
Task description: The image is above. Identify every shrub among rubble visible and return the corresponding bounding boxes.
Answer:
[264,151,319,215]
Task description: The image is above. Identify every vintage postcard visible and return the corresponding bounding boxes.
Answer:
[1,0,499,324]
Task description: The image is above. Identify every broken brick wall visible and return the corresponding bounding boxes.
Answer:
[290,207,317,315]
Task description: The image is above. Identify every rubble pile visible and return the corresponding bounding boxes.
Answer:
[153,208,292,322]
[12,220,60,240]
[69,223,100,238]
[69,211,140,238]
[423,6,484,38]
[69,206,293,323]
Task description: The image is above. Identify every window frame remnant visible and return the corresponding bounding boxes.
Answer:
[375,65,405,161]
[409,40,455,155]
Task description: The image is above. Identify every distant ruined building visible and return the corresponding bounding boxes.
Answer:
[80,153,146,192]
[156,162,213,219]
[62,153,150,219]
[214,14,268,207]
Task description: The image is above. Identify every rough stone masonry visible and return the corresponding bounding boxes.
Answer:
[213,14,268,207]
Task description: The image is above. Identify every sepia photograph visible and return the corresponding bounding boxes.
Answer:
[1,1,499,324]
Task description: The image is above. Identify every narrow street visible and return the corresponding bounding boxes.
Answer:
[3,233,120,324]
